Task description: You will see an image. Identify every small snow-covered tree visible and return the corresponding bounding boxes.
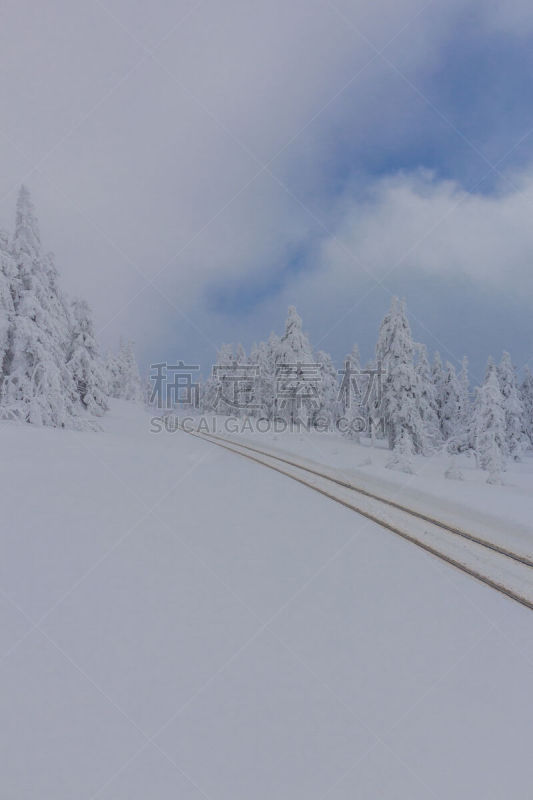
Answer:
[445,458,464,481]
[472,361,506,484]
[274,306,317,425]
[497,351,529,461]
[386,428,415,474]
[375,297,429,455]
[67,298,108,416]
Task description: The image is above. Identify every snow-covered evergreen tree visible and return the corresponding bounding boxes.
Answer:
[235,343,246,366]
[432,351,445,430]
[484,355,495,377]
[67,299,108,416]
[440,362,461,441]
[375,297,429,455]
[415,343,441,452]
[339,344,364,441]
[520,366,533,446]
[201,343,235,414]
[363,356,384,444]
[1,187,78,426]
[386,428,415,474]
[117,340,143,402]
[105,340,142,403]
[497,351,529,461]
[457,355,471,436]
[105,351,122,399]
[471,361,507,484]
[314,350,339,429]
[445,457,464,481]
[248,341,266,417]
[233,342,254,416]
[249,333,280,419]
[274,306,317,424]
[0,230,15,382]
[143,376,156,409]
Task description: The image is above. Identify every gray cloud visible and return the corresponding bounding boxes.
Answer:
[0,0,532,374]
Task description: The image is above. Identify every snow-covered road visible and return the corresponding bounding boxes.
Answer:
[1,401,533,799]
[180,426,533,609]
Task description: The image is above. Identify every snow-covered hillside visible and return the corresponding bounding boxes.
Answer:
[1,401,533,799]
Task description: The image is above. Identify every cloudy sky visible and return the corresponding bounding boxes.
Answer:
[1,0,532,381]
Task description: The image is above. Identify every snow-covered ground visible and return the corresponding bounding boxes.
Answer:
[214,423,533,559]
[1,401,533,799]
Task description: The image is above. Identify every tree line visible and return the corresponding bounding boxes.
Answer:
[0,187,142,428]
[199,302,533,483]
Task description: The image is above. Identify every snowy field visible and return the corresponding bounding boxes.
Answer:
[1,401,533,799]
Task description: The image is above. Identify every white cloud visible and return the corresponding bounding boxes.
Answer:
[316,168,533,289]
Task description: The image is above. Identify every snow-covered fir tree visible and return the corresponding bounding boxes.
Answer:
[520,367,533,445]
[201,343,236,414]
[445,457,464,481]
[440,361,461,441]
[0,230,15,381]
[415,343,441,452]
[233,343,253,416]
[1,187,78,426]
[363,356,383,444]
[432,351,445,429]
[471,361,507,484]
[274,306,317,424]
[339,343,363,441]
[143,376,156,409]
[248,333,280,419]
[375,297,429,457]
[386,428,415,474]
[67,299,108,416]
[235,343,246,367]
[457,355,471,436]
[105,351,122,399]
[248,340,267,418]
[116,340,143,402]
[314,350,339,429]
[497,351,529,461]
